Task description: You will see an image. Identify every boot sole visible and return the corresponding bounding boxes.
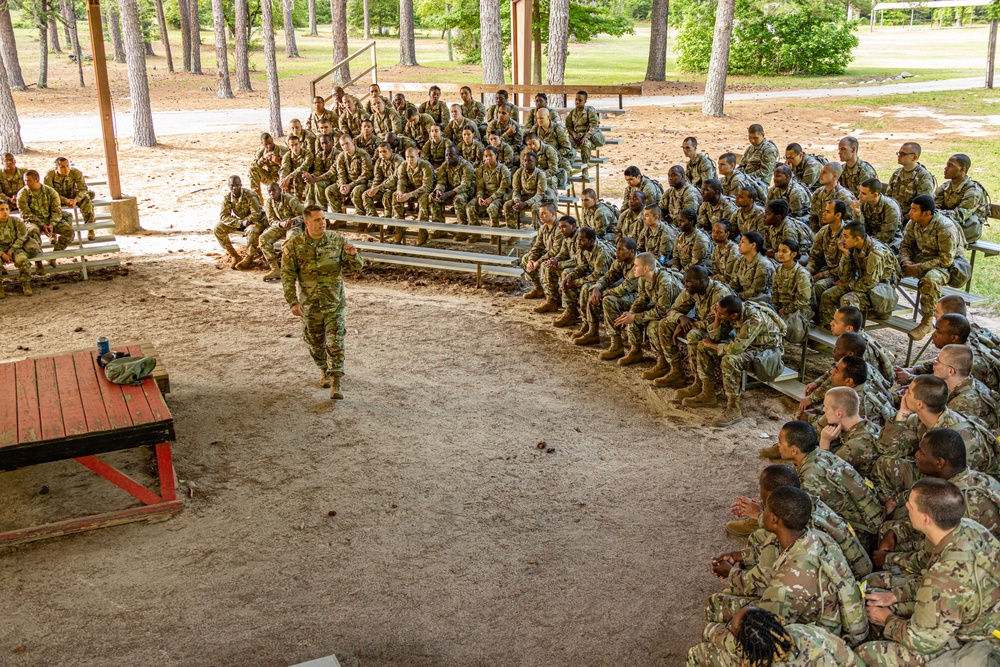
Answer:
[713,416,744,427]
[725,527,757,538]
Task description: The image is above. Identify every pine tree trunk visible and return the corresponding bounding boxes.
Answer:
[234,0,252,90]
[283,0,299,57]
[702,0,734,117]
[118,0,157,145]
[308,0,318,36]
[479,0,503,105]
[261,0,283,136]
[211,0,233,97]
[531,3,541,85]
[398,0,417,65]
[48,16,61,52]
[331,0,349,83]
[0,0,25,91]
[645,0,668,81]
[60,0,84,85]
[37,0,49,88]
[189,0,202,74]
[362,0,370,38]
[153,0,173,72]
[178,0,192,71]
[546,0,568,88]
[145,39,155,56]
[108,5,127,63]
[61,8,70,44]
[0,53,24,153]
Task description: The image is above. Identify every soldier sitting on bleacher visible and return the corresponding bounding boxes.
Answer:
[44,157,96,241]
[0,200,35,297]
[17,169,73,270]
[0,153,25,210]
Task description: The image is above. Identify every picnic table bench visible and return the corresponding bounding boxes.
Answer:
[0,341,179,547]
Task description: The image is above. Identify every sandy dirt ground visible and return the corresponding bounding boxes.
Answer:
[2,95,999,666]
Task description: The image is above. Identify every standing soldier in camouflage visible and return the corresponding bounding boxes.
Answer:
[249,133,288,199]
[535,111,574,175]
[467,146,511,235]
[216,175,265,268]
[729,231,773,303]
[362,142,404,221]
[637,204,675,263]
[659,165,702,225]
[369,95,404,137]
[328,135,373,217]
[0,200,35,297]
[852,178,902,251]
[709,219,740,285]
[900,195,969,340]
[458,86,487,134]
[772,239,812,344]
[934,153,989,244]
[44,157,96,239]
[444,104,481,145]
[838,136,878,197]
[555,225,614,329]
[819,221,899,327]
[768,165,812,220]
[697,179,738,232]
[613,252,683,372]
[260,182,306,281]
[672,208,711,272]
[0,153,25,209]
[504,151,551,229]
[577,237,637,347]
[393,147,436,244]
[730,186,765,235]
[682,136,717,189]
[718,152,755,199]
[522,203,565,303]
[279,135,314,202]
[418,85,449,125]
[18,169,73,268]
[784,143,824,190]
[430,144,475,235]
[565,91,605,178]
[856,479,1000,666]
[304,134,338,214]
[809,163,857,232]
[281,205,363,400]
[420,123,449,169]
[886,141,936,227]
[578,188,617,240]
[739,124,778,186]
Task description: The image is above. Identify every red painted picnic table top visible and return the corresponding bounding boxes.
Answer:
[0,344,175,471]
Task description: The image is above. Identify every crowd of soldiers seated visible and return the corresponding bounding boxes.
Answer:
[0,154,98,298]
[217,83,608,281]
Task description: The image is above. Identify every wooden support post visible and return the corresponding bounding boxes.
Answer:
[510,0,532,122]
[85,0,122,200]
[988,19,998,90]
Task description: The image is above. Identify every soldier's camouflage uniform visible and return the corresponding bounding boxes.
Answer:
[532,141,567,191]
[796,447,884,539]
[467,162,511,228]
[281,230,363,377]
[698,196,739,232]
[403,113,436,148]
[899,212,969,320]
[768,180,813,220]
[711,239,740,286]
[307,146,340,210]
[504,166,552,229]
[521,105,559,134]
[660,279,733,378]
[673,227,712,273]
[363,153,404,218]
[625,176,662,211]
[249,144,288,193]
[0,214,37,289]
[418,100,449,125]
[17,184,72,251]
[806,223,845,305]
[338,108,369,139]
[485,101,518,125]
[740,139,779,185]
[393,157,436,222]
[773,260,813,344]
[660,182,702,225]
[809,183,857,232]
[580,201,617,240]
[685,153,717,189]
[856,195,903,252]
[486,118,524,157]
[729,251,774,303]
[792,154,825,190]
[44,167,95,224]
[626,267,683,355]
[456,139,485,167]
[863,331,896,385]
[841,159,879,198]
[561,238,614,312]
[694,300,785,400]
[615,208,644,246]
[819,236,899,326]
[535,122,575,172]
[521,221,565,298]
[420,137,449,170]
[259,192,306,263]
[280,148,314,202]
[948,376,999,430]
[763,216,814,259]
[721,170,755,200]
[0,166,25,207]
[565,105,605,164]
[444,118,480,145]
[886,163,936,226]
[460,100,488,129]
[637,220,676,264]
[306,109,337,135]
[288,129,317,155]
[590,254,637,329]
[687,621,861,667]
[354,133,379,160]
[215,188,265,257]
[935,175,989,244]
[369,108,404,137]
[326,148,373,213]
[431,158,475,224]
[829,417,881,478]
[731,203,765,236]
[490,141,516,170]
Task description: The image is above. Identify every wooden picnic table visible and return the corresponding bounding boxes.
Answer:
[0,342,180,547]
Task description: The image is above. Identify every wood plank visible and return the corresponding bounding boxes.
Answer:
[53,353,88,437]
[88,351,133,429]
[0,363,17,448]
[0,500,183,548]
[126,345,171,422]
[75,455,164,505]
[34,357,65,441]
[72,351,111,433]
[14,360,40,444]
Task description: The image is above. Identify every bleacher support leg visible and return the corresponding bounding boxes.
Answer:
[967,249,977,293]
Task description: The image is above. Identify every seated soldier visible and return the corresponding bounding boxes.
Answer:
[392,147,436,245]
[522,92,559,135]
[934,344,999,429]
[934,153,988,244]
[249,132,287,199]
[534,109,574,176]
[672,208,711,273]
[705,485,865,643]
[852,177,902,251]
[806,199,848,306]
[0,199,36,297]
[896,313,998,392]
[615,190,646,245]
[521,203,565,302]
[534,215,579,315]
[739,124,779,185]
[801,354,894,429]
[818,386,880,478]
[369,95,404,137]
[885,141,936,227]
[17,169,73,269]
[772,238,812,345]
[709,219,740,286]
[486,107,524,158]
[818,220,899,328]
[730,185,764,236]
[445,105,478,149]
[484,89,517,124]
[363,141,404,221]
[326,134,373,217]
[363,83,391,117]
[577,237,638,347]
[784,142,824,190]
[418,85,449,125]
[259,181,305,282]
[392,92,418,120]
[503,151,552,230]
[420,123,448,169]
[554,225,613,330]
[935,293,1000,360]
[0,153,26,209]
[384,131,417,159]
[306,95,336,134]
[637,204,675,264]
[578,188,616,241]
[287,118,317,154]
[565,91,605,178]
[458,85,487,133]
[683,295,786,426]
[837,136,878,198]
[402,107,435,148]
[729,231,773,303]
[455,126,484,166]
[659,165,702,226]
[216,175,265,269]
[466,146,511,235]
[808,162,856,233]
[761,199,813,261]
[717,152,754,200]
[872,429,1000,574]
[354,120,379,158]
[623,165,662,208]
[688,606,861,667]
[855,479,1000,667]
[697,178,738,232]
[486,130,515,170]
[777,420,884,543]
[875,374,995,476]
[525,133,565,192]
[304,133,338,213]
[338,96,369,139]
[830,305,895,385]
[613,252,683,373]
[44,157,96,240]
[681,136,717,189]
[767,165,812,220]
[430,143,475,236]
[652,265,733,388]
[279,135,313,202]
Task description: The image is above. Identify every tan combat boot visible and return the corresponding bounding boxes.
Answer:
[533,298,560,314]
[674,379,702,399]
[725,517,759,538]
[618,345,647,366]
[416,230,429,245]
[0,280,5,299]
[392,228,406,244]
[599,335,625,360]
[87,229,96,241]
[552,307,579,328]
[35,261,45,275]
[759,444,782,459]
[654,364,687,389]
[574,323,601,346]
[682,378,718,407]
[263,259,281,282]
[523,284,545,299]
[226,246,242,268]
[714,395,744,427]
[20,277,31,296]
[233,253,256,270]
[330,374,344,400]
[571,320,590,338]
[318,370,331,388]
[909,317,933,341]
[466,235,482,243]
[454,232,469,242]
[641,355,670,381]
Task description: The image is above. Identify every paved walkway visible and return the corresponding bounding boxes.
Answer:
[18,76,984,143]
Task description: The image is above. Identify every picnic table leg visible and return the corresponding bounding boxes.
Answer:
[156,442,178,502]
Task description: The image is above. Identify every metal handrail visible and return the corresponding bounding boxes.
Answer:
[309,40,378,101]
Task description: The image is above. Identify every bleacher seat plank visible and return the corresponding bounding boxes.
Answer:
[764,377,808,402]
[351,240,519,266]
[897,277,987,305]
[359,252,523,281]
